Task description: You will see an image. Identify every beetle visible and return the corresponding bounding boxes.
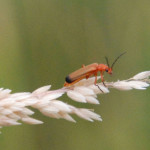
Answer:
[64,52,126,90]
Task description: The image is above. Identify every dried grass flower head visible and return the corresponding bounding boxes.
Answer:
[0,71,150,133]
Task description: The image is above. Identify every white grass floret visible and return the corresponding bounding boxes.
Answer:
[79,109,102,121]
[40,93,63,101]
[67,90,86,103]
[8,113,21,120]
[0,116,21,126]
[32,85,51,94]
[132,71,150,80]
[72,108,102,122]
[74,86,95,95]
[21,117,43,124]
[50,100,72,113]
[85,96,100,104]
[59,113,76,122]
[107,80,149,90]
[0,89,11,99]
[40,106,59,114]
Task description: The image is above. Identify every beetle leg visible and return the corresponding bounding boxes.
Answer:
[100,71,104,82]
[85,74,90,79]
[100,71,106,87]
[94,73,98,85]
[102,80,106,87]
[82,64,85,68]
[94,72,104,93]
[85,72,94,79]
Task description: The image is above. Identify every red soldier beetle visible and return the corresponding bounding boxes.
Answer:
[64,52,126,92]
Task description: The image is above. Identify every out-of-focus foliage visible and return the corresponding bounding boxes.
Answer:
[0,0,150,150]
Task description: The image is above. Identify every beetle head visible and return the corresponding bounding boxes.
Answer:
[105,52,126,74]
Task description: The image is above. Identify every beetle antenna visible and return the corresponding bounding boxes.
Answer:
[105,56,110,68]
[111,52,126,69]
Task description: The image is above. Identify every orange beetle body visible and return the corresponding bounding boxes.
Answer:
[64,63,112,87]
[64,52,126,87]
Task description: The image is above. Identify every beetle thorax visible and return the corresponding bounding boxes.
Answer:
[97,64,109,71]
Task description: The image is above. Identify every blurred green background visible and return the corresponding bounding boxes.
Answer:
[0,0,150,150]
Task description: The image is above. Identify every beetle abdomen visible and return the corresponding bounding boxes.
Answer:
[65,76,73,83]
[65,63,98,84]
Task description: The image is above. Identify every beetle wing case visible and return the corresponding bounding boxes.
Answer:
[64,63,98,86]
